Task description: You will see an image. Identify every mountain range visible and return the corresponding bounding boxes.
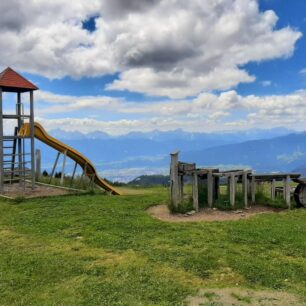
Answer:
[35,127,306,182]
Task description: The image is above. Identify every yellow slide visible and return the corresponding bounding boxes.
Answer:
[19,122,121,195]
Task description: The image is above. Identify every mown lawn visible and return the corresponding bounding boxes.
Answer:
[0,187,305,305]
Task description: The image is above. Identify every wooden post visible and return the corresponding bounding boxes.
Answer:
[207,169,213,208]
[60,150,67,186]
[229,173,236,208]
[251,176,256,204]
[35,149,41,179]
[30,91,35,189]
[271,179,276,201]
[16,92,23,184]
[170,152,180,208]
[0,87,3,192]
[192,172,199,212]
[242,171,248,208]
[285,175,291,209]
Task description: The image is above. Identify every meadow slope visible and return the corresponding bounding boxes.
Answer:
[0,187,305,305]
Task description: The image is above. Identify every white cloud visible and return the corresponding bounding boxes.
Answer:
[0,0,301,98]
[33,89,306,135]
[300,68,306,75]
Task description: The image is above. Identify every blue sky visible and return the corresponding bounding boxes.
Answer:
[1,0,306,134]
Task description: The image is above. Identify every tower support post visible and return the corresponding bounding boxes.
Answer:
[30,91,35,189]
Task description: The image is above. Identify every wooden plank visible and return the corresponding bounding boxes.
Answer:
[207,169,213,208]
[192,172,199,212]
[213,170,245,177]
[170,152,180,208]
[251,173,301,180]
[178,162,196,172]
[242,170,248,208]
[230,173,235,208]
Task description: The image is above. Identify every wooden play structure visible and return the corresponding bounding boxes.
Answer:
[0,67,120,196]
[170,152,303,211]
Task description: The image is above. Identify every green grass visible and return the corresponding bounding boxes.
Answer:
[0,186,305,305]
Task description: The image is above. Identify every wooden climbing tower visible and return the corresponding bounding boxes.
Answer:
[0,67,38,192]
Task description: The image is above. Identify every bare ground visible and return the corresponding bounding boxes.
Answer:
[186,288,304,306]
[147,205,284,222]
[0,182,81,199]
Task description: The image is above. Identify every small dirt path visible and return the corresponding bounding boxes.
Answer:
[186,288,304,306]
[147,204,284,222]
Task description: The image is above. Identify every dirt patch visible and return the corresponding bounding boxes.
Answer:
[186,288,304,306]
[147,205,283,222]
[0,182,82,199]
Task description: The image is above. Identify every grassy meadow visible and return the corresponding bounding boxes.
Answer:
[0,186,305,305]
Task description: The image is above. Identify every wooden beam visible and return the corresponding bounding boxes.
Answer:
[170,152,180,208]
[207,169,213,208]
[251,175,256,205]
[192,172,199,212]
[16,93,22,185]
[30,91,35,189]
[242,170,248,208]
[230,173,236,208]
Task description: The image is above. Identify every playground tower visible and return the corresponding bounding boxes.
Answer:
[0,67,38,192]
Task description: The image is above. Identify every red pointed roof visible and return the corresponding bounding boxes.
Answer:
[0,67,38,92]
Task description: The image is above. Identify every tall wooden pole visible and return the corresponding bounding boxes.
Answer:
[207,169,213,208]
[30,91,35,189]
[285,175,291,209]
[17,92,23,185]
[251,176,256,204]
[170,152,180,208]
[230,173,236,208]
[192,172,199,212]
[242,171,248,208]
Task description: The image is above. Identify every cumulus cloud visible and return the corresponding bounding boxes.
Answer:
[33,89,306,134]
[0,0,301,98]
